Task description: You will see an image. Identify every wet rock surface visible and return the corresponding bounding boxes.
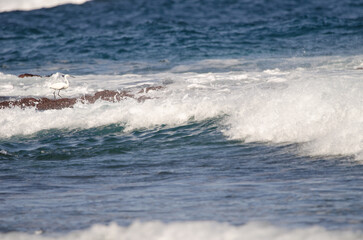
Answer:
[0,87,164,111]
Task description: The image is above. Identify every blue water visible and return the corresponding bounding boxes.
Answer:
[1,122,362,233]
[2,0,363,74]
[1,0,363,238]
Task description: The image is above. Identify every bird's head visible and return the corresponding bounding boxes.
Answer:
[62,74,75,78]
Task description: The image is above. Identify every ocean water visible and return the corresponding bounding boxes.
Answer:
[0,0,363,239]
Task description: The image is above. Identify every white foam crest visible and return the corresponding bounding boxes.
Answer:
[222,69,362,159]
[0,101,123,138]
[0,88,223,138]
[0,0,90,12]
[0,221,362,240]
[0,149,9,155]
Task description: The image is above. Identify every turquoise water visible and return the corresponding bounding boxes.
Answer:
[0,0,363,239]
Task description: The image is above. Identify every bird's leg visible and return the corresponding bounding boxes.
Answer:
[53,91,56,99]
[58,90,62,98]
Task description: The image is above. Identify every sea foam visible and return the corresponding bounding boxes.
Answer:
[0,221,362,240]
[0,0,90,12]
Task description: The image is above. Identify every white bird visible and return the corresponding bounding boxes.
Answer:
[50,74,73,99]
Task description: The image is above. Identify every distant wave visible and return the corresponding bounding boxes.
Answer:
[0,0,90,12]
[1,221,362,240]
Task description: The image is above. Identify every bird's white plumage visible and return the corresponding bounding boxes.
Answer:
[50,74,71,98]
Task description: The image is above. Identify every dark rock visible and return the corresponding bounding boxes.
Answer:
[18,73,42,78]
[0,87,164,111]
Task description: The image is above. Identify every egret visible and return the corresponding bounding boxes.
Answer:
[50,74,73,99]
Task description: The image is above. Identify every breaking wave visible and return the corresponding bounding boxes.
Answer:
[1,221,362,240]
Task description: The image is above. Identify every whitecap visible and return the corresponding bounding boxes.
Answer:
[0,221,361,240]
[0,0,90,12]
